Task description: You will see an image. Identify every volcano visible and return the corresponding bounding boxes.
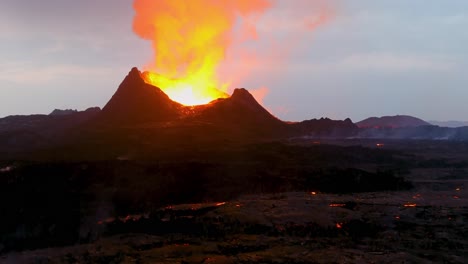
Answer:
[96,68,286,134]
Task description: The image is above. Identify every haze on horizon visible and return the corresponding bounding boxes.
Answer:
[1,0,467,122]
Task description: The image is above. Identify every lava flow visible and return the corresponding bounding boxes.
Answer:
[133,0,272,105]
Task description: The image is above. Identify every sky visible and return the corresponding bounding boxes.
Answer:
[1,0,467,122]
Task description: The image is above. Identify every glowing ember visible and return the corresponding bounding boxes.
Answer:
[97,217,116,225]
[376,143,384,147]
[329,203,346,207]
[0,166,13,173]
[311,192,317,195]
[216,202,226,206]
[403,203,417,207]
[336,223,343,229]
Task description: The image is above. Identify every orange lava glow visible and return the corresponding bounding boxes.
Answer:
[329,203,346,207]
[132,0,272,105]
[403,203,417,207]
[132,0,334,106]
[142,71,228,105]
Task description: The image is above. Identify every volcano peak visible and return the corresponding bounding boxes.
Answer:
[130,66,141,75]
[230,88,262,107]
[125,67,145,85]
[97,67,182,124]
[231,88,254,99]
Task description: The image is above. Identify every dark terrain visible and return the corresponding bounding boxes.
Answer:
[0,68,467,263]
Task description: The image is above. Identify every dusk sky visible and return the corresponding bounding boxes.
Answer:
[1,0,467,122]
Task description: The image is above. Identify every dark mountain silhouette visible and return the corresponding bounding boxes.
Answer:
[0,107,100,135]
[0,107,101,154]
[191,88,287,137]
[356,115,430,128]
[97,67,183,125]
[291,118,358,138]
[196,88,282,126]
[49,109,78,116]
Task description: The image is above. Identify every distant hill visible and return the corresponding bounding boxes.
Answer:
[429,121,468,128]
[49,109,78,116]
[0,107,101,134]
[356,115,430,128]
[0,107,101,153]
[290,118,358,138]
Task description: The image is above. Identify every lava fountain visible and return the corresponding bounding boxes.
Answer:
[132,0,272,105]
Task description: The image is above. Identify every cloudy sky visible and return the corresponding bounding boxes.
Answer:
[1,0,467,122]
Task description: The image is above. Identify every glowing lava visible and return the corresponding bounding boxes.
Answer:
[132,0,333,106]
[132,0,272,105]
[141,71,228,106]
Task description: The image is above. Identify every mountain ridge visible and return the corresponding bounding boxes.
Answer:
[356,115,430,128]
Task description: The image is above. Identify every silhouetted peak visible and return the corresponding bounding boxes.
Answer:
[230,88,257,104]
[49,109,78,116]
[98,67,182,124]
[84,107,101,113]
[344,118,353,124]
[129,67,141,77]
[120,67,145,87]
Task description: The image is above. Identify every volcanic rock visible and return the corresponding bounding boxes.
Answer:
[98,67,183,125]
[196,88,284,129]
